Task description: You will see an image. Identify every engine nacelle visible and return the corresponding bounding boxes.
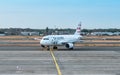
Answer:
[65,43,73,49]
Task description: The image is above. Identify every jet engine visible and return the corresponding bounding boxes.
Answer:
[65,43,73,49]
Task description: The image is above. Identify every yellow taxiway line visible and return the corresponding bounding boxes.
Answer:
[50,48,62,75]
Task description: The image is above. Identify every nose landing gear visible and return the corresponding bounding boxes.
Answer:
[41,45,58,50]
[41,45,50,50]
[53,46,58,50]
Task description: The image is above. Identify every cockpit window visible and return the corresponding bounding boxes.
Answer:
[43,38,49,40]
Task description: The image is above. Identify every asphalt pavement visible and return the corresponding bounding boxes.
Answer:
[0,46,120,75]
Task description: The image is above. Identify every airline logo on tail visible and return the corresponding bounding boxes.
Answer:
[74,22,81,35]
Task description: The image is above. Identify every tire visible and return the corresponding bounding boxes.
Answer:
[53,46,58,49]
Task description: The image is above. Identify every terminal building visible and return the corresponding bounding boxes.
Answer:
[20,32,39,36]
[91,32,120,36]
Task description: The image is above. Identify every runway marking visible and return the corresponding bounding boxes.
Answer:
[50,48,62,75]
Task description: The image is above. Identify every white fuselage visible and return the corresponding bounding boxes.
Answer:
[40,34,82,46]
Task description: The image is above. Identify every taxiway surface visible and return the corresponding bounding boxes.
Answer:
[0,46,120,75]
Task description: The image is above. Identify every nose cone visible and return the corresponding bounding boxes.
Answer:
[40,39,50,45]
[40,39,44,45]
[40,36,51,45]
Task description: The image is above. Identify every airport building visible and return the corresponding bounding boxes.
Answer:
[21,32,39,36]
[91,32,120,36]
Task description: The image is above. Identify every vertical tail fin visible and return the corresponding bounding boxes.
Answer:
[74,22,81,35]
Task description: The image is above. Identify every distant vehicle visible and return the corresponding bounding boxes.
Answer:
[40,23,83,50]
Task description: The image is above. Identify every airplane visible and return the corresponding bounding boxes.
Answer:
[40,23,83,50]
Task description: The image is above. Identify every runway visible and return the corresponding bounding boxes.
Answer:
[0,46,120,75]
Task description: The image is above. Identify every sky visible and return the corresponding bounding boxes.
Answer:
[0,0,120,29]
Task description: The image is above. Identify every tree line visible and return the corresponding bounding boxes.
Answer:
[0,27,120,35]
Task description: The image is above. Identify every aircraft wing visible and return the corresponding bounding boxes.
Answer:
[60,39,84,44]
[59,40,74,45]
